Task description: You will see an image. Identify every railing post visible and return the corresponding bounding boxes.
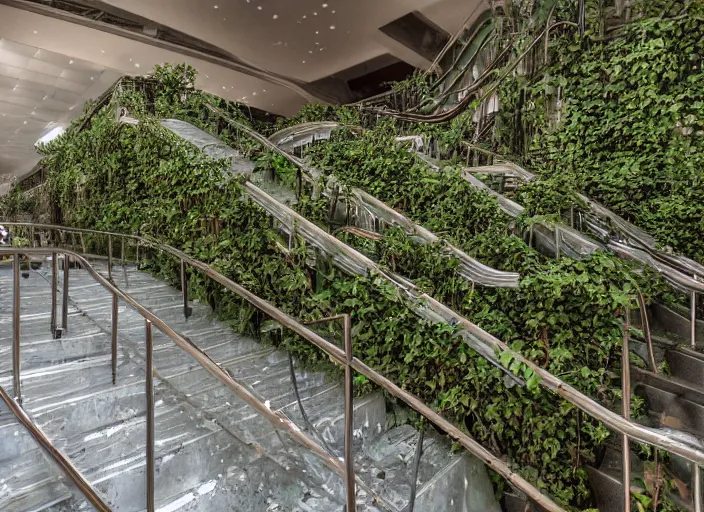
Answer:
[145,319,155,512]
[62,255,70,331]
[555,228,561,258]
[112,294,118,385]
[108,235,113,281]
[342,313,356,512]
[692,287,698,349]
[694,463,702,512]
[181,259,191,319]
[13,253,21,404]
[622,305,631,512]
[121,238,129,287]
[50,251,58,336]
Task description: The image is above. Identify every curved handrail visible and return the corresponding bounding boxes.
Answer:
[8,223,704,470]
[0,246,347,478]
[0,386,111,511]
[3,225,565,512]
[265,121,520,288]
[460,165,704,293]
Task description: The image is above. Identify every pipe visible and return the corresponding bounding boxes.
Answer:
[636,291,657,373]
[0,386,111,511]
[51,251,57,335]
[695,463,702,512]
[180,259,190,319]
[13,253,21,404]
[62,254,69,331]
[692,290,698,349]
[622,307,631,512]
[112,294,118,385]
[343,313,356,512]
[108,235,113,281]
[145,320,155,512]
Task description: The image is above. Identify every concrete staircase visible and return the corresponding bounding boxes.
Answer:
[0,258,500,511]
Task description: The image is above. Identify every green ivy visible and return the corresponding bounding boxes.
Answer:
[34,62,676,510]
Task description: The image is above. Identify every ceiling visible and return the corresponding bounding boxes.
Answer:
[0,38,123,191]
[0,0,489,186]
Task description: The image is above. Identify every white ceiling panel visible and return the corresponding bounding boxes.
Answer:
[0,35,122,181]
[27,58,66,78]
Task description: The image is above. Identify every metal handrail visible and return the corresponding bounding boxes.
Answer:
[0,385,111,511]
[4,223,565,511]
[2,247,347,512]
[7,222,704,509]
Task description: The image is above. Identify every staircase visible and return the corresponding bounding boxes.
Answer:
[0,257,500,511]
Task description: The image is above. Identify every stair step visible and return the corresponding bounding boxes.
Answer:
[0,401,77,512]
[0,261,500,511]
[355,424,500,512]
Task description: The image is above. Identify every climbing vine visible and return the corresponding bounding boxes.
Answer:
[29,17,693,506]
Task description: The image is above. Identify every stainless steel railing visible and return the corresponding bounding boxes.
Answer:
[3,222,566,511]
[0,385,111,511]
[6,221,704,510]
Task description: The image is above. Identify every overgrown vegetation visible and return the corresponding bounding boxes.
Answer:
[21,1,702,507]
[31,60,673,509]
[497,0,704,264]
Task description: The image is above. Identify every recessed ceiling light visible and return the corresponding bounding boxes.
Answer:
[332,10,336,14]
[313,12,318,15]
[134,63,140,68]
[69,59,74,64]
[214,4,218,8]
[302,60,306,63]
[33,30,38,34]
[315,31,319,34]
[322,3,328,7]
[257,5,262,10]
[330,25,335,29]
[272,14,278,19]
[101,49,105,53]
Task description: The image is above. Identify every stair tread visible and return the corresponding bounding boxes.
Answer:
[0,261,499,511]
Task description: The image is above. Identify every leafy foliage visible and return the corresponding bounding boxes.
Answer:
[498,1,704,263]
[33,59,676,510]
